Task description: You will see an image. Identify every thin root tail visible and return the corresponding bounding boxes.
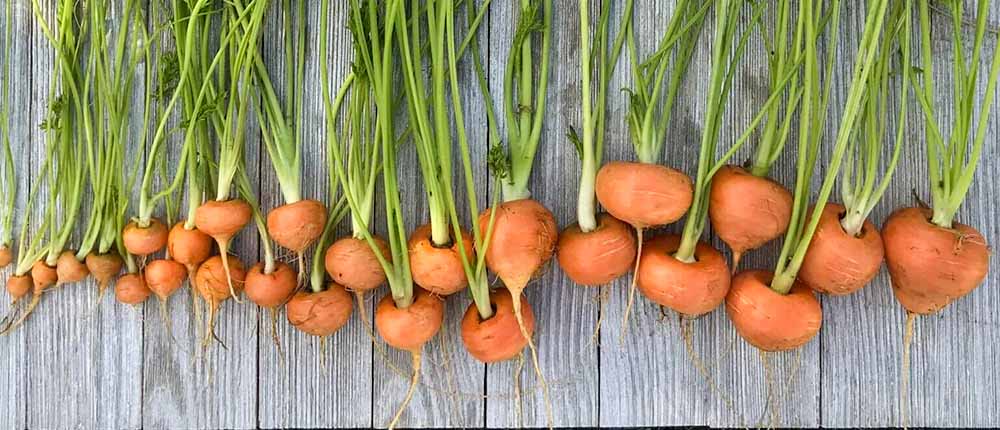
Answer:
[510,288,553,430]
[1,292,41,335]
[901,312,916,430]
[388,350,422,430]
[217,240,242,303]
[620,228,644,344]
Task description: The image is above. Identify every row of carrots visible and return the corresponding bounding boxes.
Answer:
[0,0,997,426]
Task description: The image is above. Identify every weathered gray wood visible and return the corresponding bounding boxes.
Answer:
[370,3,490,428]
[254,2,375,428]
[0,2,30,429]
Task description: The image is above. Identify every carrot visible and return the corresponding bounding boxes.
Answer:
[195,255,247,346]
[798,203,884,295]
[0,262,56,334]
[408,223,473,296]
[286,283,353,337]
[245,261,297,309]
[636,235,729,316]
[5,275,30,301]
[115,272,150,306]
[0,247,11,269]
[31,261,57,295]
[123,218,169,257]
[708,165,793,267]
[325,236,389,293]
[557,213,635,286]
[725,270,822,351]
[167,222,213,270]
[195,198,252,300]
[267,200,328,254]
[478,199,558,294]
[884,207,989,314]
[55,250,90,286]
[461,290,534,363]
[85,252,123,298]
[596,162,693,230]
[145,259,187,302]
[375,288,444,352]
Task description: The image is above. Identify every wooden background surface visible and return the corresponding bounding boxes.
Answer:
[1,0,998,428]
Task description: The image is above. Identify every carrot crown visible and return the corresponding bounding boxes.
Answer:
[624,0,708,165]
[913,0,1000,229]
[473,0,553,203]
[570,0,631,234]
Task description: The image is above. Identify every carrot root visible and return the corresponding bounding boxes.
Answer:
[217,240,242,303]
[620,227,644,343]
[2,291,41,335]
[158,298,177,345]
[269,307,283,357]
[509,288,552,430]
[730,251,742,275]
[901,312,916,429]
[680,316,743,426]
[387,350,422,430]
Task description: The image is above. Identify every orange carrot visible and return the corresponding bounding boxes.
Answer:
[266,199,328,254]
[122,218,169,256]
[85,252,123,298]
[708,165,793,267]
[245,261,297,309]
[407,223,473,296]
[557,213,636,286]
[286,283,353,337]
[324,236,390,293]
[55,250,89,286]
[636,234,730,316]
[596,161,693,229]
[115,273,151,306]
[195,199,252,300]
[374,288,444,352]
[145,259,188,302]
[460,290,534,363]
[725,270,822,351]
[798,203,884,295]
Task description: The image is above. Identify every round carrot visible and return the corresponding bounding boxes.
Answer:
[708,165,793,266]
[461,290,534,363]
[557,213,636,286]
[195,254,247,304]
[6,275,31,300]
[245,261,297,309]
[324,236,390,292]
[374,288,444,352]
[408,223,473,296]
[266,199,328,253]
[195,199,252,300]
[85,252,123,297]
[115,273,151,306]
[798,203,884,295]
[725,270,822,351]
[637,234,730,317]
[56,250,90,286]
[145,259,188,301]
[167,222,214,268]
[31,261,57,293]
[883,207,990,314]
[477,198,558,291]
[0,246,12,268]
[595,161,693,229]
[122,218,169,256]
[286,283,353,337]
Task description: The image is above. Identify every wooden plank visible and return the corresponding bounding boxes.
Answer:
[255,2,374,428]
[370,4,489,428]
[484,1,599,428]
[0,2,31,429]
[819,3,1000,427]
[20,2,144,429]
[141,2,259,428]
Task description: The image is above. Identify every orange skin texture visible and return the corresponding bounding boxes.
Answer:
[195,255,247,304]
[245,262,297,308]
[375,289,444,351]
[461,290,534,363]
[194,199,252,240]
[798,203,884,295]
[0,246,12,268]
[7,275,31,300]
[408,223,473,296]
[267,199,328,253]
[883,207,990,315]
[595,161,693,228]
[636,234,731,316]
[145,259,188,301]
[286,284,353,337]
[725,270,822,351]
[709,165,793,255]
[123,218,169,256]
[115,273,151,305]
[85,252,123,289]
[557,213,636,286]
[167,223,214,267]
[56,251,90,285]
[478,198,558,290]
[325,236,390,292]
[31,261,57,292]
